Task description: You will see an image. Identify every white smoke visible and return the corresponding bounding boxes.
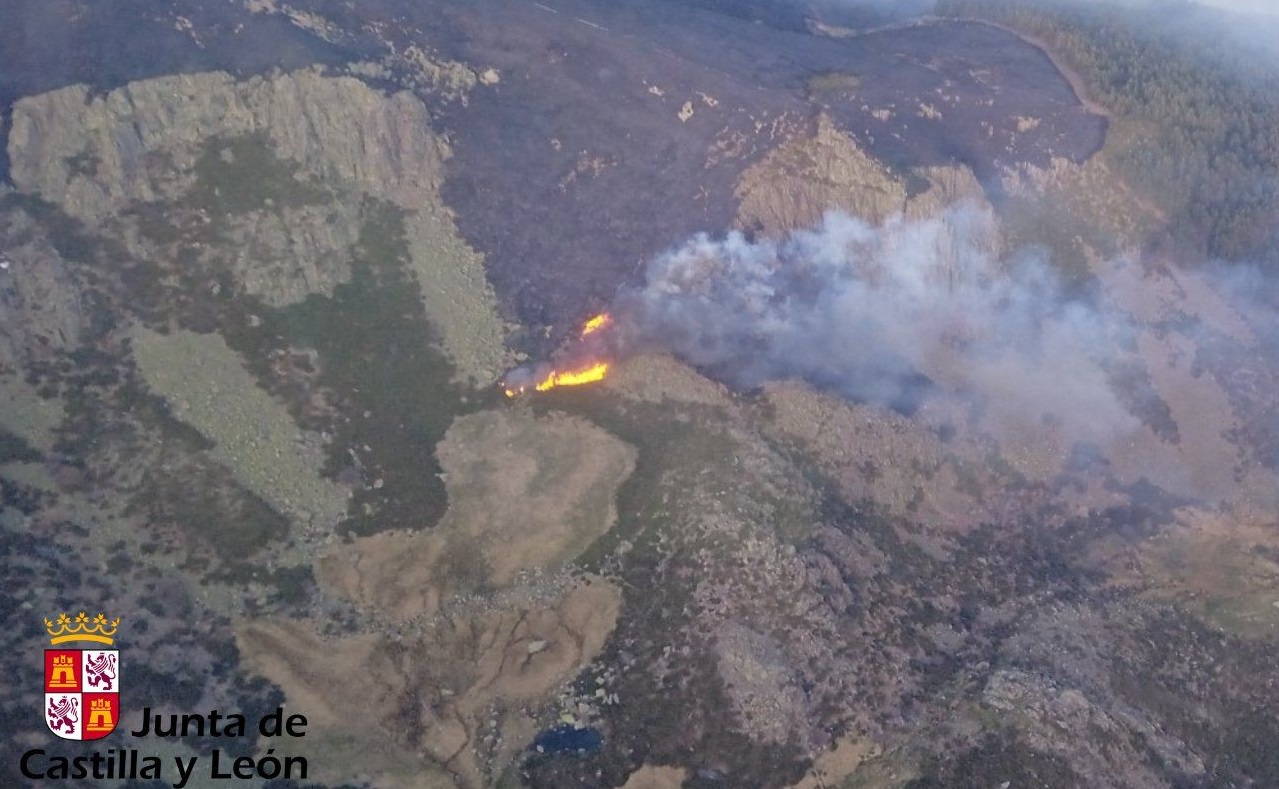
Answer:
[1196,0,1279,13]
[824,0,1279,18]
[615,204,1139,444]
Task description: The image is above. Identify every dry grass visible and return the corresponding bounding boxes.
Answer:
[620,765,688,789]
[1104,506,1279,639]
[605,353,733,407]
[317,407,636,620]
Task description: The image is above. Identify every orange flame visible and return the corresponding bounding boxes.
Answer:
[503,314,613,397]
[581,313,612,337]
[503,362,610,397]
[534,362,609,392]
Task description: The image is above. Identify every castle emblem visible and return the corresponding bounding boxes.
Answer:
[43,612,121,740]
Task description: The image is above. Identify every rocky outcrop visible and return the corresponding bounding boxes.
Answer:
[8,70,446,220]
[736,115,907,234]
[0,207,85,372]
[734,114,992,237]
[906,163,990,219]
[715,622,811,746]
[983,668,1204,789]
[220,201,362,306]
[7,69,507,381]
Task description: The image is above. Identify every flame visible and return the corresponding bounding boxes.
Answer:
[581,313,612,337]
[502,314,613,397]
[534,362,609,392]
[503,362,610,397]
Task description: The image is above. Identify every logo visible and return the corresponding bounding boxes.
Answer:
[43,612,121,741]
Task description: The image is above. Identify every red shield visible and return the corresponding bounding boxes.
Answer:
[44,649,120,740]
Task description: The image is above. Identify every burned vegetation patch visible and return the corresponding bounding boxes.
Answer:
[401,0,1106,352]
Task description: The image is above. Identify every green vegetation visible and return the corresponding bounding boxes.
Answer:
[189,133,329,215]
[224,199,477,536]
[131,327,351,526]
[260,564,316,607]
[0,430,41,464]
[939,0,1279,268]
[144,459,292,562]
[0,371,66,452]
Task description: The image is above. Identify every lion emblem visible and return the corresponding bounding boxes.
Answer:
[47,695,78,735]
[86,652,117,690]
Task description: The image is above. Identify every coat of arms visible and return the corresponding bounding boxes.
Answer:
[43,612,121,741]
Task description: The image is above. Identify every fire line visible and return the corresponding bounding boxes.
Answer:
[534,362,609,391]
[581,313,612,336]
[502,314,613,397]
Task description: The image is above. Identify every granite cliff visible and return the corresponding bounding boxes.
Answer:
[7,68,506,380]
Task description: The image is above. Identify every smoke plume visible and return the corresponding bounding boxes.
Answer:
[613,204,1139,444]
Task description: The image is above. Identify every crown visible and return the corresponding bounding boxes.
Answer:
[45,612,120,646]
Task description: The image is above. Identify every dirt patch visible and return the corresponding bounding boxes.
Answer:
[1104,505,1279,639]
[318,408,634,621]
[620,765,688,789]
[245,390,634,787]
[790,735,882,789]
[238,578,621,788]
[436,408,636,583]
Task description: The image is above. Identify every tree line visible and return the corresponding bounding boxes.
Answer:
[938,0,1279,269]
